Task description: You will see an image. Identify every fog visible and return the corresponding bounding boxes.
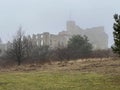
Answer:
[0,0,120,47]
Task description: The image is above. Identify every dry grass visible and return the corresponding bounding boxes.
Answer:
[0,58,120,75]
[0,58,120,90]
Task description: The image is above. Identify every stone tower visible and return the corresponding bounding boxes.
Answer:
[67,20,76,34]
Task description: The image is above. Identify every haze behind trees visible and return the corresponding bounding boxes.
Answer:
[5,28,93,65]
[0,0,120,46]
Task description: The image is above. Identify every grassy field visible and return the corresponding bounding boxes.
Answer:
[0,71,120,90]
[0,58,120,90]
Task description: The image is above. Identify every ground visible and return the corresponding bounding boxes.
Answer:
[0,58,120,90]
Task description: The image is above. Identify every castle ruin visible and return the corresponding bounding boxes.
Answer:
[0,20,108,56]
[24,20,108,50]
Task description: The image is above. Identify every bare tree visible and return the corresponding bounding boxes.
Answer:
[23,35,33,59]
[6,27,26,65]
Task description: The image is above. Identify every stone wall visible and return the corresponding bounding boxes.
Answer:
[62,20,108,50]
[0,20,108,53]
[22,20,108,50]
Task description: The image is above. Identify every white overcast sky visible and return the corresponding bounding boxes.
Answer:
[0,0,120,47]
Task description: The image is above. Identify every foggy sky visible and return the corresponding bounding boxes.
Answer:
[0,0,120,47]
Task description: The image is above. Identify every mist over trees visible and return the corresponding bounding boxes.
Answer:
[6,27,28,65]
[5,28,51,65]
[5,29,93,65]
[0,25,112,66]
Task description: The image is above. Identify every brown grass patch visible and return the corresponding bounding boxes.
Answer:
[0,58,120,75]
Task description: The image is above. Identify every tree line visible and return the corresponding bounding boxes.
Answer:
[0,27,112,66]
[2,13,120,66]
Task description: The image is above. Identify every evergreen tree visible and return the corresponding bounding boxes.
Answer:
[112,14,120,55]
[68,35,92,59]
